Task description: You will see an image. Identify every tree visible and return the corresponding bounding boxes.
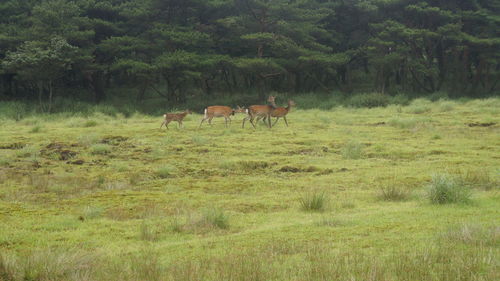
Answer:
[3,37,77,112]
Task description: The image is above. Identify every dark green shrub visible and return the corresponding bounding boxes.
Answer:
[348,93,390,108]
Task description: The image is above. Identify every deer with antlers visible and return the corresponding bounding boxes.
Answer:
[160,110,192,129]
[242,96,276,128]
[199,106,246,128]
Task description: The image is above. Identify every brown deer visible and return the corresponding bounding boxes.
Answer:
[267,100,296,127]
[242,96,276,128]
[160,110,192,129]
[199,106,245,128]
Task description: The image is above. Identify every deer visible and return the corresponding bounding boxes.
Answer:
[199,106,246,128]
[267,99,296,127]
[242,96,276,129]
[160,110,192,129]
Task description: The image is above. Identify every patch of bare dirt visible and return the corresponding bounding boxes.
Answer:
[468,122,496,127]
[0,142,25,149]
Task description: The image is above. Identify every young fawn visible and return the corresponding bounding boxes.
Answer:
[160,110,192,129]
[265,99,296,127]
[199,106,245,128]
[242,96,276,128]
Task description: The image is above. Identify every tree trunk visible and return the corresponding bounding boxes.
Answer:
[86,72,106,103]
[48,80,53,113]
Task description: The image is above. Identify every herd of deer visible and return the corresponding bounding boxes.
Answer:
[160,96,296,130]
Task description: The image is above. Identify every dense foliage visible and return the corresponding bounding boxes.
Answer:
[0,0,499,111]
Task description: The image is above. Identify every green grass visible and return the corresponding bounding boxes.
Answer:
[427,174,472,204]
[0,98,498,280]
[300,192,328,212]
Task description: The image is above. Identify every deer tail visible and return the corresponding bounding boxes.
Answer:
[203,108,208,119]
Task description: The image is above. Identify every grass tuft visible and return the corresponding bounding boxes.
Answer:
[427,174,472,204]
[29,125,43,133]
[300,192,328,212]
[154,165,176,179]
[90,144,111,155]
[378,185,412,201]
[341,140,364,159]
[83,120,98,127]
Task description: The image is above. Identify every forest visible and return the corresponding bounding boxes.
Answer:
[0,0,499,113]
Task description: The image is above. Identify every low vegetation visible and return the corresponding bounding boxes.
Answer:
[0,98,498,280]
[427,174,472,204]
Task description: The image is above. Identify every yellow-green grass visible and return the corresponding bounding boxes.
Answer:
[0,99,498,280]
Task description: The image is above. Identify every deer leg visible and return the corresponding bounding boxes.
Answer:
[272,117,280,127]
[283,116,289,127]
[178,121,182,128]
[208,117,213,125]
[165,120,171,129]
[267,115,272,128]
[250,117,257,129]
[224,117,229,127]
[199,118,206,128]
[160,121,165,129]
[242,114,251,128]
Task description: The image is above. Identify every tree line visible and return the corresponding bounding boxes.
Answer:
[1,0,499,111]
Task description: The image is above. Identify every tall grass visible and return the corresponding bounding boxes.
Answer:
[341,140,364,159]
[427,174,472,204]
[378,185,412,201]
[300,192,328,212]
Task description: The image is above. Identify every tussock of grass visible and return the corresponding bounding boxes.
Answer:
[341,140,364,159]
[29,125,43,133]
[387,117,425,129]
[315,217,348,227]
[0,249,97,281]
[83,120,98,127]
[406,98,432,114]
[454,168,498,191]
[300,192,328,212]
[154,165,176,179]
[77,133,100,146]
[191,135,209,145]
[170,209,229,233]
[80,206,103,220]
[440,224,499,246]
[139,221,162,241]
[427,174,472,204]
[378,185,412,201]
[90,144,111,155]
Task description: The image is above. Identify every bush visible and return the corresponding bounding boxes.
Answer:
[300,192,328,212]
[390,94,410,106]
[0,101,29,121]
[427,91,449,101]
[348,93,390,108]
[427,174,472,204]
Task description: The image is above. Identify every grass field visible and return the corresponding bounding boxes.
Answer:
[0,98,499,280]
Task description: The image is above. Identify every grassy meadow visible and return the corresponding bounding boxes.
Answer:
[0,98,499,280]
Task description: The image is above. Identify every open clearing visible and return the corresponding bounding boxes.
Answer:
[0,98,499,280]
